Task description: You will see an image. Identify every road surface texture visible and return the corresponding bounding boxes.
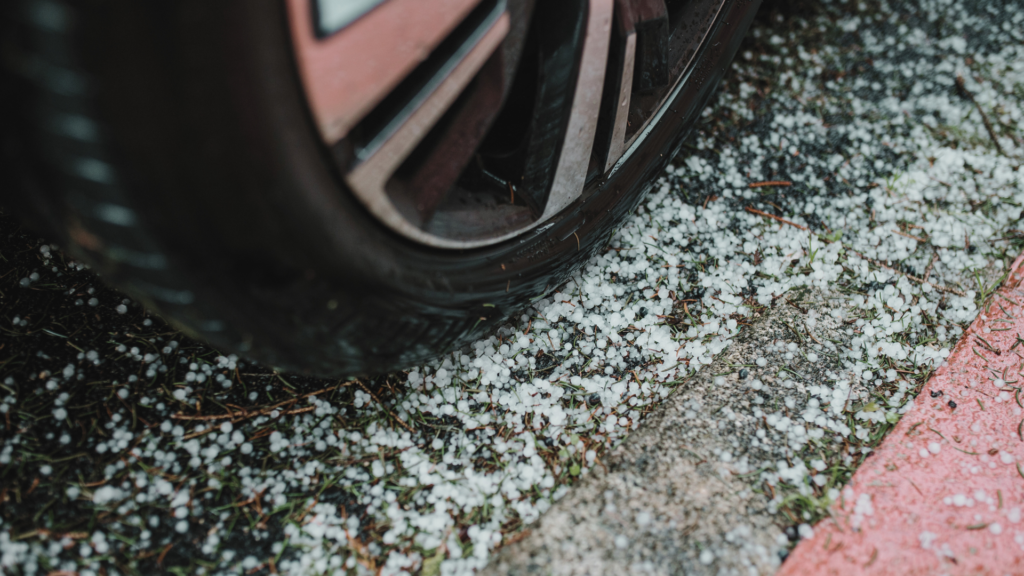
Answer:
[0,0,1022,574]
[485,292,848,575]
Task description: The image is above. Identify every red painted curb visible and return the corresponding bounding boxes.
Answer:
[779,254,1024,576]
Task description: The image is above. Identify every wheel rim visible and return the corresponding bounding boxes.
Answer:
[287,0,727,249]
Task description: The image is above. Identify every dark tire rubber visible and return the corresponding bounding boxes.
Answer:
[1,0,760,376]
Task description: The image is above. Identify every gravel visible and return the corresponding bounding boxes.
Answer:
[1,0,1022,574]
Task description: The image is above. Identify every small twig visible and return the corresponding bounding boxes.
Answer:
[748,180,792,188]
[157,542,174,567]
[923,251,939,282]
[975,336,1002,355]
[784,297,808,314]
[497,529,533,549]
[180,426,215,441]
[357,381,415,434]
[994,230,1024,242]
[744,206,807,231]
[892,229,927,243]
[849,250,966,296]
[927,175,953,188]
[780,320,805,344]
[171,381,353,423]
[956,75,1006,157]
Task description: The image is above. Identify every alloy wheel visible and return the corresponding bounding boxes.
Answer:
[288,0,728,248]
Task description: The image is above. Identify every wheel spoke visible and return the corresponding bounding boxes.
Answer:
[343,7,509,236]
[630,0,670,92]
[383,55,507,226]
[602,0,670,172]
[543,0,615,220]
[602,2,637,172]
[287,0,487,144]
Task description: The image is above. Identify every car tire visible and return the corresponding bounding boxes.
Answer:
[1,0,760,376]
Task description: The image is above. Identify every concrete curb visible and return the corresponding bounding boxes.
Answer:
[780,254,1024,575]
